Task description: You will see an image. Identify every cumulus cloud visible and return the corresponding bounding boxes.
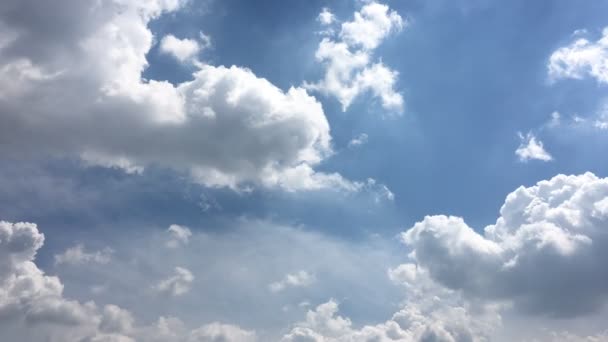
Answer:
[515,132,553,162]
[269,270,315,293]
[154,266,194,297]
[403,172,608,317]
[54,244,114,266]
[159,34,201,62]
[306,2,405,113]
[166,224,192,248]
[281,295,498,342]
[0,0,358,192]
[548,27,608,83]
[0,219,256,342]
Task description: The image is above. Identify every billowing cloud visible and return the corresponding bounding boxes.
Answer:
[548,27,608,83]
[0,0,356,192]
[306,2,405,113]
[403,172,608,317]
[515,132,553,162]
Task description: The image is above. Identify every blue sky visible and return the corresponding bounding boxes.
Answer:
[1,0,608,341]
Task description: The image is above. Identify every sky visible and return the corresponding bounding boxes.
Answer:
[1,0,608,341]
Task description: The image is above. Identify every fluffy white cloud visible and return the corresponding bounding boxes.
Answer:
[548,27,608,83]
[154,266,194,296]
[159,34,201,62]
[281,295,498,342]
[403,172,608,317]
[318,8,335,26]
[306,2,404,113]
[166,224,192,248]
[0,0,356,192]
[340,2,404,50]
[269,270,315,293]
[515,132,553,162]
[54,244,114,266]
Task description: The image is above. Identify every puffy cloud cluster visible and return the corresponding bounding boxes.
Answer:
[0,219,256,341]
[403,172,608,317]
[305,2,405,113]
[0,0,354,192]
[280,296,497,342]
[548,27,608,84]
[515,132,553,162]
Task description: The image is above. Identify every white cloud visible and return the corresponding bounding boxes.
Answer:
[387,263,417,286]
[340,1,404,50]
[306,2,405,113]
[159,34,201,62]
[548,27,608,83]
[269,270,315,293]
[0,0,359,192]
[515,132,553,162]
[54,244,114,266]
[154,266,194,297]
[317,8,335,26]
[403,172,608,317]
[348,133,369,147]
[166,224,192,248]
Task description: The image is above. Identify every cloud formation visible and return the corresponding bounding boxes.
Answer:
[0,0,355,192]
[403,172,608,317]
[306,2,405,113]
[548,27,608,83]
[515,132,553,162]
[159,34,201,62]
[154,266,194,297]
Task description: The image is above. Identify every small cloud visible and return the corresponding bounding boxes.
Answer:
[54,244,114,266]
[348,133,369,148]
[317,7,336,26]
[515,132,553,162]
[269,270,315,293]
[166,224,192,249]
[548,111,561,127]
[154,267,194,297]
[159,34,202,62]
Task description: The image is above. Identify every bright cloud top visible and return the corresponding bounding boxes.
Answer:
[548,27,608,83]
[159,34,201,62]
[305,1,405,113]
[515,132,553,162]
